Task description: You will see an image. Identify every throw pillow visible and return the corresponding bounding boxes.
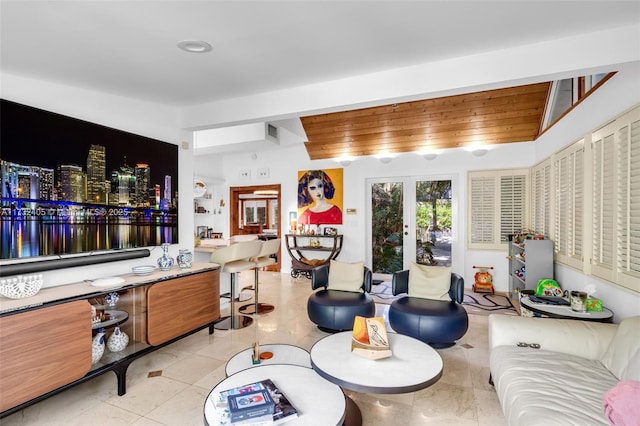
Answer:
[327,260,364,292]
[603,380,640,426]
[408,262,451,301]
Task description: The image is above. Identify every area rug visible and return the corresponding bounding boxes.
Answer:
[370,281,519,316]
[370,281,396,304]
[462,292,518,316]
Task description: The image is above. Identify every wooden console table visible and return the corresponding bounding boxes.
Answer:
[0,263,220,418]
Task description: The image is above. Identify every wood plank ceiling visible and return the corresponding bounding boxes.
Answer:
[301,82,551,160]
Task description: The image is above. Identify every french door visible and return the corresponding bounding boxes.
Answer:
[367,177,453,274]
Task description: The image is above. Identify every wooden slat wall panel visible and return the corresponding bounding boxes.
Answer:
[301,82,551,160]
[147,270,220,346]
[0,301,92,412]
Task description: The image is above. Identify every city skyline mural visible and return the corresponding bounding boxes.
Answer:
[0,99,179,259]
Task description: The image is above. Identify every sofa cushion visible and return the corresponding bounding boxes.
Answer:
[408,263,451,301]
[491,346,617,426]
[327,260,364,292]
[601,316,640,381]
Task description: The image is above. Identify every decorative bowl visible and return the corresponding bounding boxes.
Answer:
[193,179,207,198]
[0,274,44,299]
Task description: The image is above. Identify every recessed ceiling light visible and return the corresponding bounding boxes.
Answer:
[177,40,212,53]
[422,153,438,161]
[472,148,488,157]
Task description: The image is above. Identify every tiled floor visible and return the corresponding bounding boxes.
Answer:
[2,271,507,426]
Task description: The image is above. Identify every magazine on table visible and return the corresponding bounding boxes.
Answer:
[209,378,299,424]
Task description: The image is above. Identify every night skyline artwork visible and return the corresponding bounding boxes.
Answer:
[0,99,179,259]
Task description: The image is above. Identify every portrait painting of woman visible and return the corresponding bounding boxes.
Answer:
[297,168,343,225]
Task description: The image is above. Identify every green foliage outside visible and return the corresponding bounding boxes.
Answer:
[372,180,452,273]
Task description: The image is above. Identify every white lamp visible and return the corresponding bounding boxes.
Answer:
[472,148,488,157]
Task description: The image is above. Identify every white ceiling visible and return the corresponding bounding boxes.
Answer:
[2,0,638,109]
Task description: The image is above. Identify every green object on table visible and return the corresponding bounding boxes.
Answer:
[587,298,603,312]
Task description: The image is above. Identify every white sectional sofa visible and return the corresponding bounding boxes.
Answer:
[489,314,640,426]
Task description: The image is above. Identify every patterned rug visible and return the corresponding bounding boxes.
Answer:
[462,292,518,316]
[370,281,519,316]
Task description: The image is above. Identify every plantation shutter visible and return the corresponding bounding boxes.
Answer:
[553,140,584,269]
[573,148,584,261]
[531,160,551,238]
[468,169,528,250]
[500,175,526,243]
[592,132,616,281]
[469,176,495,245]
[617,116,640,290]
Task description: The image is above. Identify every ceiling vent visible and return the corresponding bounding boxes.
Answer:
[266,123,279,142]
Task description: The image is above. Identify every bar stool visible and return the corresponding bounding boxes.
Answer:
[239,238,281,315]
[211,240,262,330]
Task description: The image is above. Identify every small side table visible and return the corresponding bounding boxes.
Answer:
[204,364,346,426]
[225,344,311,376]
[520,296,614,323]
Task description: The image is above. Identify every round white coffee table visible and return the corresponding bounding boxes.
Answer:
[310,332,443,394]
[225,344,311,376]
[204,364,346,426]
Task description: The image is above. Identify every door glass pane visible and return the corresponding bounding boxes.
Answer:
[416,180,452,267]
[371,182,403,273]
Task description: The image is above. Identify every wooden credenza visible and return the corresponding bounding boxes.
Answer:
[0,264,220,417]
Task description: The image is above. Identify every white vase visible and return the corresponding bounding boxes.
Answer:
[157,243,174,271]
[92,328,106,364]
[107,325,129,352]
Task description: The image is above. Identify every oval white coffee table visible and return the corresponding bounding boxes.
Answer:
[225,344,311,376]
[310,332,443,394]
[204,364,346,426]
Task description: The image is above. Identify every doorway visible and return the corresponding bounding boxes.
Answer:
[367,177,453,274]
[230,184,281,271]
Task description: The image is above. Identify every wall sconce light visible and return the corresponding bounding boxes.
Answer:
[422,153,438,161]
[472,148,488,157]
[340,160,352,167]
[378,156,392,164]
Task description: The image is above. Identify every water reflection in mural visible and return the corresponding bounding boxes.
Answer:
[1,203,177,259]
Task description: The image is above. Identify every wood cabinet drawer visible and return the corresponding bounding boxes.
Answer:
[0,300,92,412]
[147,270,220,346]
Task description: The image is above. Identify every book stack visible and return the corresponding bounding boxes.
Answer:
[208,379,299,425]
[351,316,392,360]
